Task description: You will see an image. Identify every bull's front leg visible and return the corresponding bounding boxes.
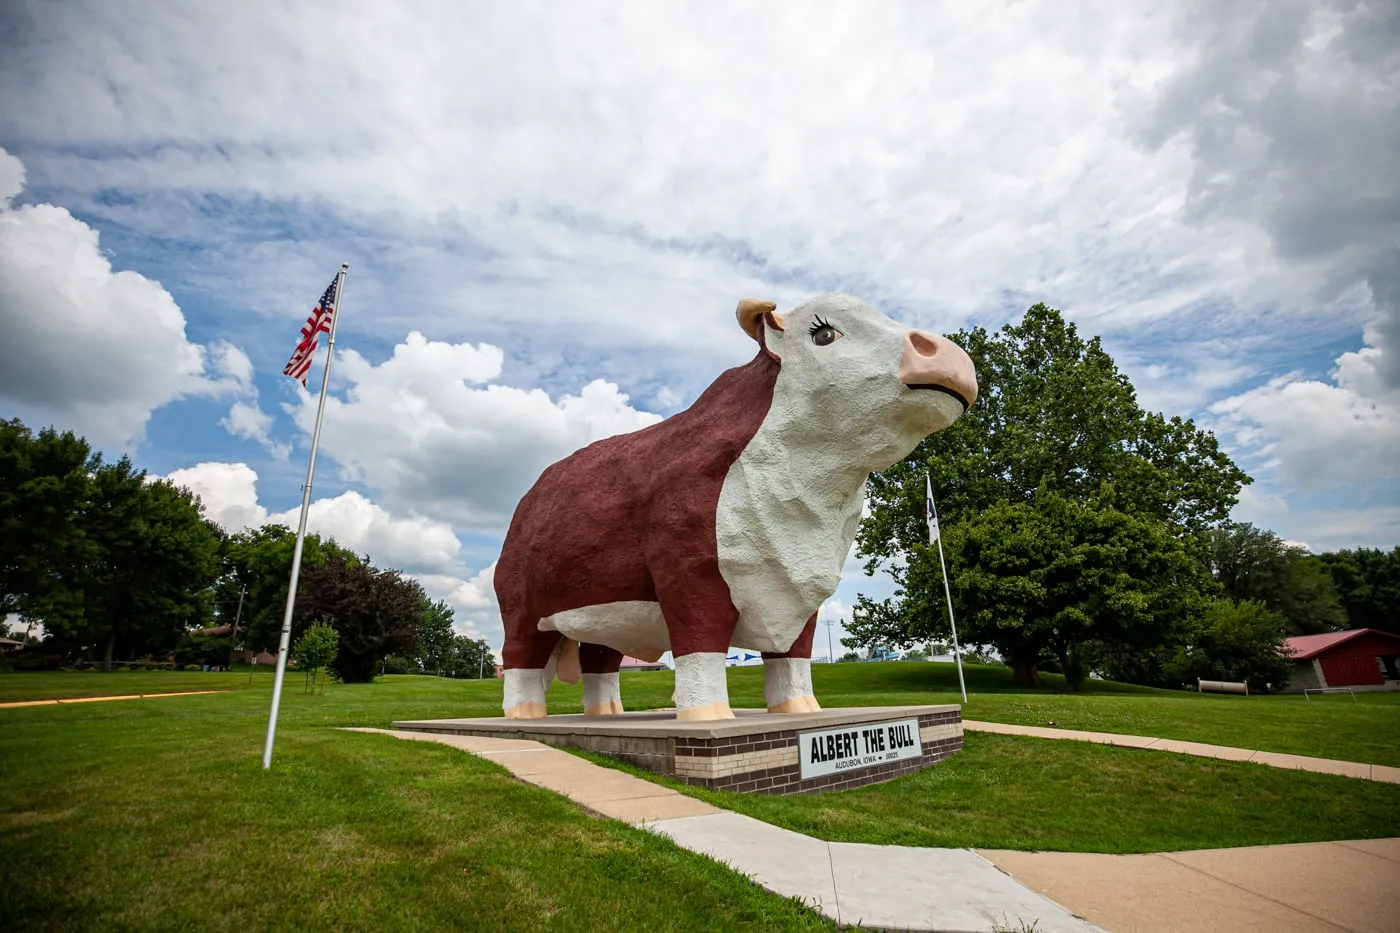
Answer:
[762,614,821,714]
[655,561,737,721]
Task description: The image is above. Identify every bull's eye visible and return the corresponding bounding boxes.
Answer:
[809,316,842,347]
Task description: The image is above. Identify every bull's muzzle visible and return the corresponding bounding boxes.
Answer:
[899,331,978,411]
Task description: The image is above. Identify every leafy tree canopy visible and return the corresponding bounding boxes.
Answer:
[293,555,424,683]
[859,305,1250,569]
[1316,548,1400,635]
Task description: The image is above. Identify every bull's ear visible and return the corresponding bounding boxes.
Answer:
[736,298,784,343]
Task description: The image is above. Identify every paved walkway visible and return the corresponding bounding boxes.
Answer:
[348,728,1099,932]
[0,689,228,709]
[963,720,1400,783]
[349,727,1400,933]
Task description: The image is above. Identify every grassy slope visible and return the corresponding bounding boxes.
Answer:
[6,661,1399,766]
[0,676,831,932]
[580,732,1400,854]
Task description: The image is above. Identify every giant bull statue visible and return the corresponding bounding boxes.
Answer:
[495,293,977,721]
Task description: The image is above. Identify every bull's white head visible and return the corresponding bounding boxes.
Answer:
[738,292,977,473]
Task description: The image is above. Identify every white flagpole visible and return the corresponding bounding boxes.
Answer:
[927,474,967,705]
[263,263,349,770]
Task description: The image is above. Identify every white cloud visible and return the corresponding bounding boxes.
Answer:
[164,462,270,534]
[3,2,1380,351]
[0,148,253,449]
[290,330,662,529]
[221,401,290,460]
[1210,365,1400,490]
[162,460,501,639]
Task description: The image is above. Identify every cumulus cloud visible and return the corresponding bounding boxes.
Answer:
[1210,365,1400,489]
[289,330,662,529]
[163,460,498,638]
[0,148,255,449]
[1129,0,1400,395]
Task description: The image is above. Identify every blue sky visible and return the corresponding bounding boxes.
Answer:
[1,1,1397,654]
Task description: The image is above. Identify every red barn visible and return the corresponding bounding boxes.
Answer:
[1282,629,1400,693]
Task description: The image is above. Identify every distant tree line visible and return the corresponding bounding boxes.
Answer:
[846,305,1400,692]
[0,418,492,681]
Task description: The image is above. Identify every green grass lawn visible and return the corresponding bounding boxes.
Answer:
[4,662,1399,929]
[0,674,830,932]
[579,732,1400,854]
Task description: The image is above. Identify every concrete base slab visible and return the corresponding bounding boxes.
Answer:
[393,706,964,795]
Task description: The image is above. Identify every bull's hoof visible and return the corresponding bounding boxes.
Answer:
[767,695,821,714]
[584,700,625,716]
[675,701,735,721]
[504,701,548,719]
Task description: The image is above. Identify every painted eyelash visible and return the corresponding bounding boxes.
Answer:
[809,315,835,335]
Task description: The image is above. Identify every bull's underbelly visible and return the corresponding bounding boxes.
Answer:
[537,598,815,655]
[540,601,670,654]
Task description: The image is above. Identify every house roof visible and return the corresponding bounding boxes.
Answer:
[1284,628,1400,660]
[620,655,667,668]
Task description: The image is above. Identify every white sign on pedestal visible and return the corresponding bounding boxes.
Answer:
[798,717,922,780]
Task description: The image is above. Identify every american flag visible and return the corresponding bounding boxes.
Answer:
[282,276,340,387]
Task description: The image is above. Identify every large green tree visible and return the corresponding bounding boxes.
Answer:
[0,420,96,624]
[854,305,1249,686]
[411,598,458,674]
[860,305,1249,569]
[293,554,424,683]
[851,487,1216,686]
[1203,523,1347,634]
[217,525,358,654]
[38,460,223,668]
[1316,548,1400,635]
[1169,599,1294,692]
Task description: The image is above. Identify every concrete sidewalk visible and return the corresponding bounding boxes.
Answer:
[963,720,1400,783]
[349,728,1099,932]
[981,840,1400,933]
[0,689,228,709]
[351,727,1400,932]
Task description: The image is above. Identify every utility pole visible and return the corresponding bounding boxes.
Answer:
[824,618,837,662]
[228,584,246,671]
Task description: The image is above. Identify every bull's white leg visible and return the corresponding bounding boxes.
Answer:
[764,657,820,714]
[673,652,734,721]
[502,668,549,719]
[582,672,624,716]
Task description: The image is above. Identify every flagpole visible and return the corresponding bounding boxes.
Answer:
[934,525,968,706]
[927,474,967,705]
[262,262,349,770]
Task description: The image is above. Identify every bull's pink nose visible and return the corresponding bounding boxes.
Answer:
[899,331,978,409]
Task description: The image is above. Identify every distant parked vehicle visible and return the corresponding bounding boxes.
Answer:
[867,648,903,662]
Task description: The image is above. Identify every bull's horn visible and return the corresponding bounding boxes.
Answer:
[736,299,784,342]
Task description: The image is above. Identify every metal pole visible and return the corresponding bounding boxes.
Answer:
[824,618,835,662]
[228,584,245,670]
[934,533,968,705]
[478,646,484,680]
[263,263,348,770]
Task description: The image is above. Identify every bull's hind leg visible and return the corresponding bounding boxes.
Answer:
[762,614,821,714]
[501,622,562,720]
[579,643,625,716]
